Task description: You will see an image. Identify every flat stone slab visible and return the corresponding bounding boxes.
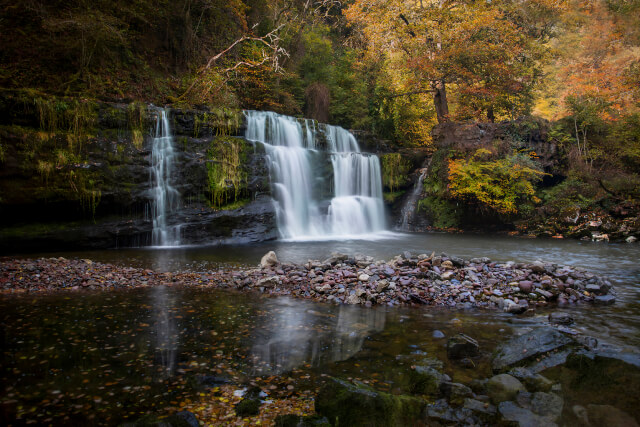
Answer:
[492,327,573,372]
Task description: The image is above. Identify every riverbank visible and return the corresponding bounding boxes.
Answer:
[0,251,616,311]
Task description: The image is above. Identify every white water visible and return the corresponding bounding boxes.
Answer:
[244,110,386,240]
[150,109,181,246]
[398,158,431,231]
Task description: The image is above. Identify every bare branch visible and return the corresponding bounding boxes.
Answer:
[179,24,288,100]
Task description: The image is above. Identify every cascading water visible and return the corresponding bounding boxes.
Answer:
[150,109,181,246]
[397,158,431,231]
[244,110,386,240]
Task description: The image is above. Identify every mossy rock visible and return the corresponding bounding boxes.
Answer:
[408,365,445,396]
[315,377,426,427]
[235,397,261,417]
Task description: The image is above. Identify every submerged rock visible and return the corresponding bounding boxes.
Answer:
[492,328,573,372]
[447,334,480,360]
[487,374,525,404]
[315,378,426,427]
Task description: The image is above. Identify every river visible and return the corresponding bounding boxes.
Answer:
[2,232,639,425]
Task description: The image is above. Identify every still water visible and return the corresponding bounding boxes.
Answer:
[2,232,640,425]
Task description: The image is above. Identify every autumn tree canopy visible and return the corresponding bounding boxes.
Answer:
[344,0,562,123]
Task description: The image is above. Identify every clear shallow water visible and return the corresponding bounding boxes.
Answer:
[3,232,640,424]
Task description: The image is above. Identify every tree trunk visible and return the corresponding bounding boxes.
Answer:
[487,106,495,123]
[433,80,449,123]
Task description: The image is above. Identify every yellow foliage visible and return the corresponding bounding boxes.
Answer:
[448,150,548,214]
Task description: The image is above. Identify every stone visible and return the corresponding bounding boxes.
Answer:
[256,276,279,288]
[626,236,638,243]
[315,378,426,427]
[530,261,546,274]
[408,365,445,396]
[594,294,616,305]
[504,299,527,314]
[508,367,554,392]
[323,252,349,265]
[441,271,455,280]
[260,251,279,268]
[498,401,558,427]
[358,273,370,282]
[426,399,473,424]
[376,279,389,293]
[447,334,480,360]
[346,294,362,305]
[518,281,534,293]
[432,330,446,339]
[235,397,261,417]
[463,398,497,422]
[487,374,525,404]
[492,327,573,372]
[439,381,474,405]
[548,312,574,325]
[530,392,563,421]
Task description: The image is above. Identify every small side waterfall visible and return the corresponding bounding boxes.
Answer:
[150,109,181,246]
[244,110,386,240]
[397,158,431,231]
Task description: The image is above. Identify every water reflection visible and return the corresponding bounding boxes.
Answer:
[249,300,385,375]
[150,286,179,378]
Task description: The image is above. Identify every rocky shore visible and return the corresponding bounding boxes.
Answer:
[0,251,616,310]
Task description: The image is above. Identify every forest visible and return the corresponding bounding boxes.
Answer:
[1,0,639,236]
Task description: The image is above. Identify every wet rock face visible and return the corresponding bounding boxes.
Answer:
[0,103,277,251]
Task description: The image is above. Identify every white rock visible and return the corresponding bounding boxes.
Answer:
[358,273,370,282]
[260,251,278,267]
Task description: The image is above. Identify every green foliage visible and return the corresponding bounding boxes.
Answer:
[127,102,146,149]
[299,26,334,85]
[417,196,462,229]
[194,108,241,138]
[448,149,547,215]
[380,153,412,192]
[207,137,248,209]
[383,190,406,204]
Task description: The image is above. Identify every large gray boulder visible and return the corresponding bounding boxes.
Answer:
[492,327,573,372]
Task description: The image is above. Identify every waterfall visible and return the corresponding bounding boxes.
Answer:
[244,110,386,240]
[397,158,431,231]
[150,109,181,246]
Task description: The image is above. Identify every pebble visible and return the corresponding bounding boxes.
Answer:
[0,253,615,312]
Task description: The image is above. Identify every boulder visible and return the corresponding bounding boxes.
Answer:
[408,365,445,396]
[492,327,573,372]
[315,378,426,427]
[487,374,525,404]
[260,251,279,268]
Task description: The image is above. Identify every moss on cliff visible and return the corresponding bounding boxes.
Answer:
[206,136,250,209]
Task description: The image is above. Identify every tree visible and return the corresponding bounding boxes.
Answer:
[344,0,557,123]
